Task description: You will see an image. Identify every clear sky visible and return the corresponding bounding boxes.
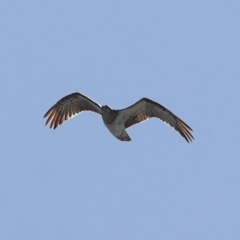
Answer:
[1,1,240,240]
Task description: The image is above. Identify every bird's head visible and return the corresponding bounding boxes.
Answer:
[101,105,117,124]
[101,105,112,113]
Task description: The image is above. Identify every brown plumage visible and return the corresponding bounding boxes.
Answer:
[120,98,194,142]
[44,92,101,129]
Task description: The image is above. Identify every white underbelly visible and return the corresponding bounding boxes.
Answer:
[103,118,125,137]
[104,122,121,135]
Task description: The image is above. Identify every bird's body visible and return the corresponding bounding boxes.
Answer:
[44,92,194,142]
[101,106,131,141]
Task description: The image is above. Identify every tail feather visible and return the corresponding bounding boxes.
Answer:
[117,131,131,142]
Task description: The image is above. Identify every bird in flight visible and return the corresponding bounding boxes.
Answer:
[44,92,194,142]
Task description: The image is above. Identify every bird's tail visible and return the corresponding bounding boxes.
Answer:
[117,131,131,142]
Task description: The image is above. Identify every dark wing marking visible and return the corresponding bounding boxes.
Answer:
[119,98,194,143]
[44,92,101,129]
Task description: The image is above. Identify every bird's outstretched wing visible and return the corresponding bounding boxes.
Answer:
[119,98,194,142]
[44,92,101,129]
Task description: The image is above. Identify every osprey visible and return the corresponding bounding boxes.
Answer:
[44,92,194,142]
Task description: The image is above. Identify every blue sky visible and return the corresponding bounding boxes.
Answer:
[1,1,240,239]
